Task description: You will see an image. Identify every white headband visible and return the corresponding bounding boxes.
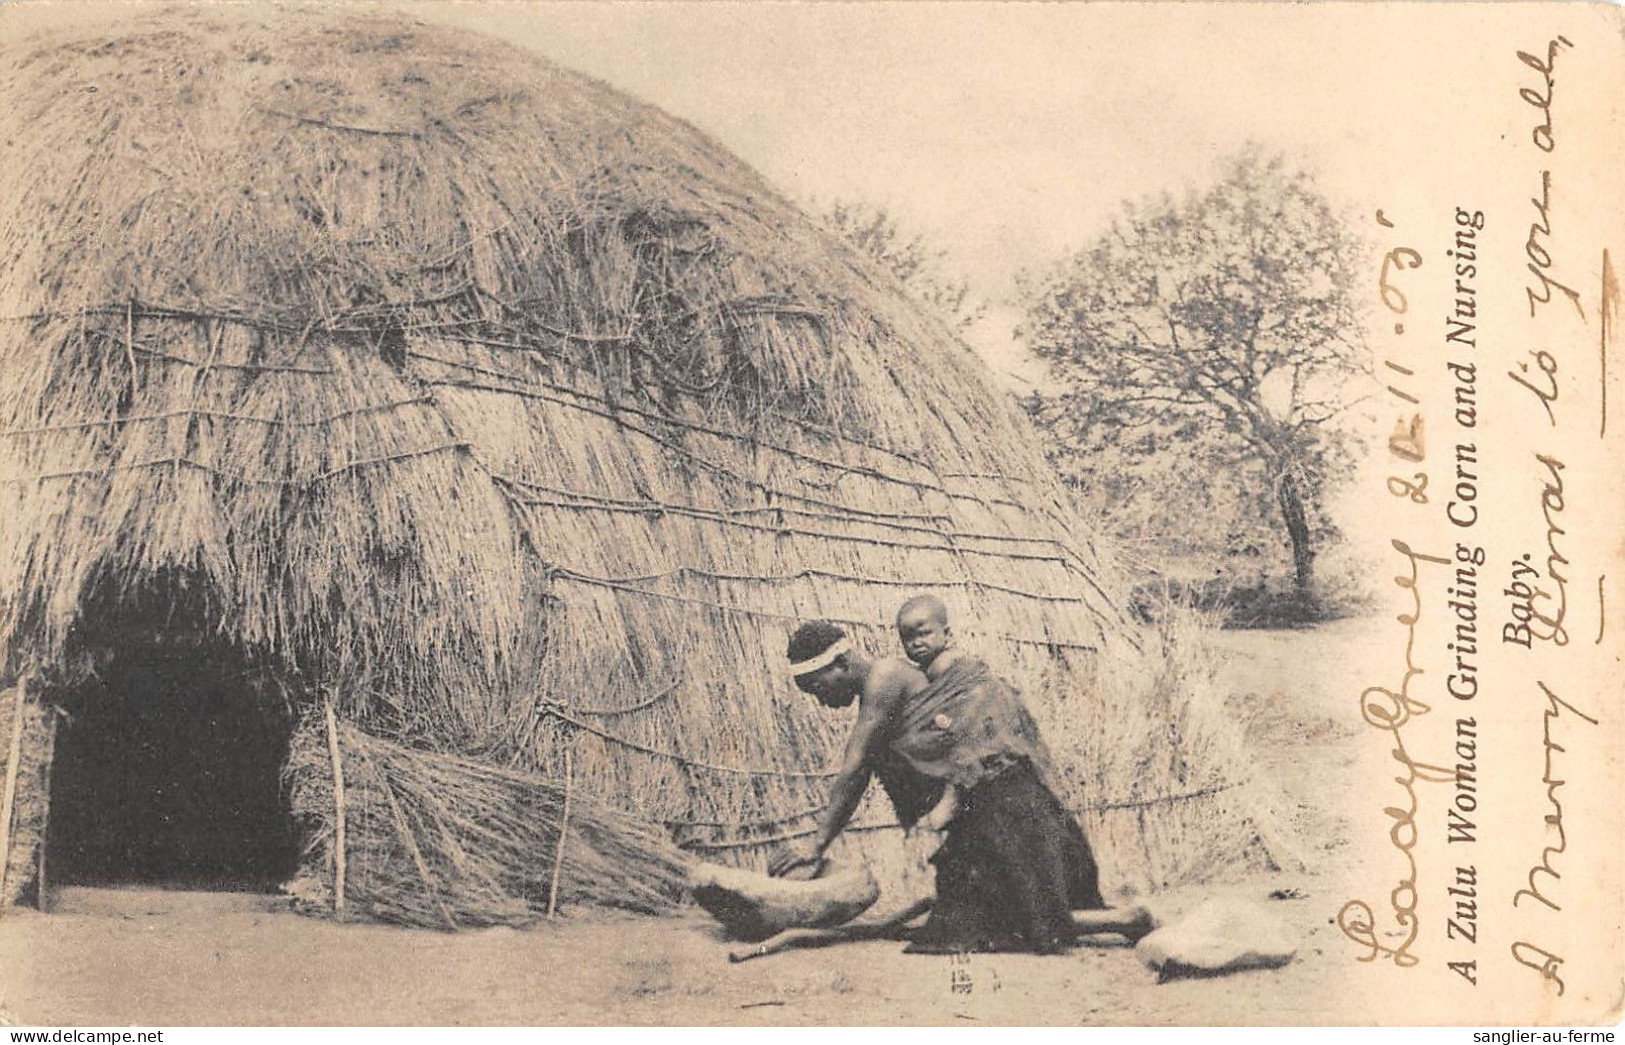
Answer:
[789,638,850,677]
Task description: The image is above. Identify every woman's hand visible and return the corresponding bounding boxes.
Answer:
[767,839,825,878]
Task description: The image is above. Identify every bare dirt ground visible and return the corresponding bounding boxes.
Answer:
[0,621,1380,1027]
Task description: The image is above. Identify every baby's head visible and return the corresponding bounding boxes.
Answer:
[896,594,952,670]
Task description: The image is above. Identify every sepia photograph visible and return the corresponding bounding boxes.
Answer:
[0,0,1619,1030]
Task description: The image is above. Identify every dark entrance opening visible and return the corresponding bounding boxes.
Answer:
[48,590,300,892]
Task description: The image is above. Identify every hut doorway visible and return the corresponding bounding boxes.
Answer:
[46,614,299,893]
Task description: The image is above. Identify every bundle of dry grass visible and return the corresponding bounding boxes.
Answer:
[287,713,688,928]
[1054,603,1303,892]
[0,7,1291,924]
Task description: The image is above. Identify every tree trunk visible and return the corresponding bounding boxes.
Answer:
[1275,470,1315,605]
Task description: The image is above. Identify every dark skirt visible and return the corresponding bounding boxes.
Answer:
[906,759,1105,954]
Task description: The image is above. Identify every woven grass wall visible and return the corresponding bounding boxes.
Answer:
[0,9,1288,922]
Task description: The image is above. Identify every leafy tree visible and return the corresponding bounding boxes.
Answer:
[822,201,987,333]
[1020,151,1364,603]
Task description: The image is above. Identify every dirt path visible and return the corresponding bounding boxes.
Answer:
[0,885,1358,1026]
[0,624,1378,1027]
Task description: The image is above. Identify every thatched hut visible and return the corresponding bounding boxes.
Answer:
[0,9,1288,927]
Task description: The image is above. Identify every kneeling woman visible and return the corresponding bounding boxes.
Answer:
[769,621,1151,954]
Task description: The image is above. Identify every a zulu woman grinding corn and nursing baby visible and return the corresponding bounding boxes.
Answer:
[691,594,1155,958]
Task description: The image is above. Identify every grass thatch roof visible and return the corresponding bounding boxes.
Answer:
[0,8,1288,922]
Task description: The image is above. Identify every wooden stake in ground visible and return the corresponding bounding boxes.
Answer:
[322,697,347,918]
[0,679,29,911]
[35,708,58,912]
[546,743,574,919]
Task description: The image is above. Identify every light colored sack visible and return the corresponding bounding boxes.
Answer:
[1135,896,1297,981]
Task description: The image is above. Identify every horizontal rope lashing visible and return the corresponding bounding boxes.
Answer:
[676,821,900,851]
[10,311,1111,592]
[421,369,940,492]
[13,377,1096,585]
[538,705,838,779]
[1,442,470,487]
[492,446,1112,603]
[672,782,1247,850]
[16,312,1114,580]
[478,284,828,342]
[0,397,435,438]
[939,471,1040,486]
[427,374,854,496]
[415,328,943,476]
[10,302,1018,485]
[1081,781,1242,812]
[539,677,683,717]
[552,568,875,628]
[484,436,956,526]
[492,472,939,523]
[546,562,1092,607]
[14,299,674,363]
[408,350,999,496]
[256,104,426,139]
[81,327,334,375]
[488,316,637,347]
[660,802,827,829]
[125,343,333,376]
[549,569,1101,653]
[60,296,940,478]
[517,496,1068,563]
[0,410,1079,574]
[0,432,1099,613]
[423,330,585,362]
[493,474,1066,552]
[424,373,1029,515]
[10,298,464,339]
